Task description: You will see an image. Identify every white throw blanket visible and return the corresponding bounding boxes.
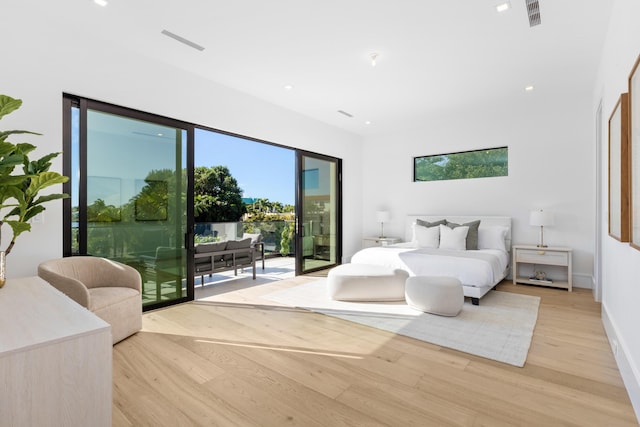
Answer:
[351,245,508,288]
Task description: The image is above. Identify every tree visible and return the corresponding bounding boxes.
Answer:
[246,197,293,214]
[194,165,245,222]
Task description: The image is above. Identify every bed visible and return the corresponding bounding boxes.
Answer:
[351,215,511,305]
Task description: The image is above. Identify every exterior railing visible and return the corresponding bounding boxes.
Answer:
[195,220,295,256]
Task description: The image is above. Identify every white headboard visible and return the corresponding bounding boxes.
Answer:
[404,215,512,250]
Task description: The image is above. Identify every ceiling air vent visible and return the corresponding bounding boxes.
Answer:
[525,0,541,27]
[161,29,205,51]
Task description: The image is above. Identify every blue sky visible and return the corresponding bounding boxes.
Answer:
[195,129,295,205]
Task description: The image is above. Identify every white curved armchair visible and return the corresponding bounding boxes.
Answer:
[38,256,142,344]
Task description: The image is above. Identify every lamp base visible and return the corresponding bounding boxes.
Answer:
[536,226,548,248]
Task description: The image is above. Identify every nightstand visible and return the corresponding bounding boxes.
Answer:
[362,236,402,248]
[512,245,572,291]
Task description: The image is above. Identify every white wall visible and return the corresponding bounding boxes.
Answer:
[360,90,595,288]
[2,3,363,277]
[595,0,640,419]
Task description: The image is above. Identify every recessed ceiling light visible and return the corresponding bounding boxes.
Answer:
[370,53,379,67]
[496,1,511,13]
[284,85,294,91]
[365,121,372,125]
[525,85,535,92]
[94,0,108,6]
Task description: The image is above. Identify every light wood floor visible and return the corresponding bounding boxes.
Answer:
[113,274,638,426]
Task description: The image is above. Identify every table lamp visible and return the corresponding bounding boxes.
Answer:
[530,209,554,248]
[376,210,390,238]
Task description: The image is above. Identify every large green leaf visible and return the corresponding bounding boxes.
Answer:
[0,141,17,154]
[0,95,22,120]
[26,171,68,197]
[0,185,25,205]
[0,154,25,173]
[23,205,45,222]
[0,131,41,143]
[26,152,60,174]
[32,193,69,206]
[0,175,26,186]
[4,220,31,240]
[15,143,36,154]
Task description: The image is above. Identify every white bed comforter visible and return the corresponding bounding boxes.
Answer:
[350,244,509,288]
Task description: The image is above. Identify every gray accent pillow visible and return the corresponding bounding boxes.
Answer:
[446,220,481,250]
[416,218,447,228]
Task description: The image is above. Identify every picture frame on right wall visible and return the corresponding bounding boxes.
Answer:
[608,93,630,242]
[629,54,640,250]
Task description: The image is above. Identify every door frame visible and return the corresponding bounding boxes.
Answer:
[295,150,342,275]
[63,94,195,311]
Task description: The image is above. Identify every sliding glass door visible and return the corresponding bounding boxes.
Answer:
[64,96,342,309]
[64,97,193,310]
[297,152,341,274]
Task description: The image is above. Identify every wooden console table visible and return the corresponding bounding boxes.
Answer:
[0,276,112,426]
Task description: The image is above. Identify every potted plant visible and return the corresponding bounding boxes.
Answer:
[0,94,69,286]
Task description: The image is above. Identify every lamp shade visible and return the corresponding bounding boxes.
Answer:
[376,210,390,223]
[529,210,554,227]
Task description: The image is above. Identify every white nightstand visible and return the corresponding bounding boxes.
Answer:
[512,245,572,291]
[362,236,402,248]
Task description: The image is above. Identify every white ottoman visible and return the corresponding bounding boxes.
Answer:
[405,276,464,316]
[327,264,409,301]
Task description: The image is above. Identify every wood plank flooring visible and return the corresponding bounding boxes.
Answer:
[113,275,638,426]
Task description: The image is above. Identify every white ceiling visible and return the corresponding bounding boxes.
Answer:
[67,0,612,136]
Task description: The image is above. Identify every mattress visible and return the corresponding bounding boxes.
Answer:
[350,244,509,289]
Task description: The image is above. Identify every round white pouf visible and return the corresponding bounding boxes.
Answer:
[327,264,409,301]
[405,276,464,316]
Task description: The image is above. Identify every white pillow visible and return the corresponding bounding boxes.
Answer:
[439,224,468,250]
[477,226,508,251]
[413,223,440,248]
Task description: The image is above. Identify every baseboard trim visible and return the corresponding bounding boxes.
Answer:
[572,272,593,289]
[602,303,640,423]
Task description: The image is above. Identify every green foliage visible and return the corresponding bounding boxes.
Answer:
[81,168,186,257]
[245,211,294,222]
[246,197,294,214]
[280,221,294,256]
[194,165,245,222]
[0,95,69,254]
[134,179,168,221]
[87,199,121,222]
[194,234,219,243]
[415,147,508,182]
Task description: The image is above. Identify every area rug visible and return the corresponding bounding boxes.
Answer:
[263,279,540,367]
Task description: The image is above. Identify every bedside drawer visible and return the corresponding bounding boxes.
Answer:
[516,249,568,266]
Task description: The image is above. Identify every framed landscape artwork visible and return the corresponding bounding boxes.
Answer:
[413,146,508,182]
[630,54,640,250]
[608,93,630,242]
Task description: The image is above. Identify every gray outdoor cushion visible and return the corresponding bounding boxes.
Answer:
[224,238,252,261]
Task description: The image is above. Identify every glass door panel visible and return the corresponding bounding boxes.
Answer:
[84,108,189,308]
[297,153,341,274]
